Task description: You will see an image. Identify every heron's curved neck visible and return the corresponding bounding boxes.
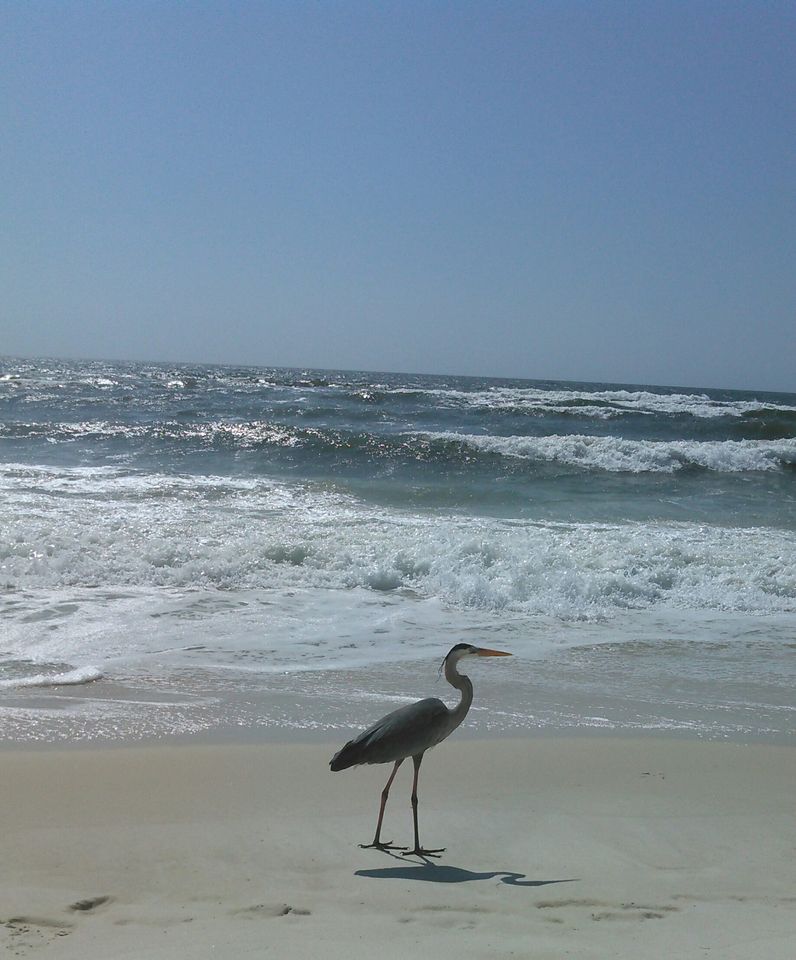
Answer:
[444,657,474,726]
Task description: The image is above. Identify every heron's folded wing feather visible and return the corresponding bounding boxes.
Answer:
[330,697,452,770]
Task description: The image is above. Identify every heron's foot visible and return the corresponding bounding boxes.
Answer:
[401,847,445,859]
[359,840,408,852]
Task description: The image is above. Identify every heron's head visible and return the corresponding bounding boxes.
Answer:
[441,643,512,672]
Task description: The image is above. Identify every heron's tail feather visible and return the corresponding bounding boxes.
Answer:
[329,738,366,771]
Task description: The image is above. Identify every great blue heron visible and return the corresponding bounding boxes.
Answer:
[330,643,511,857]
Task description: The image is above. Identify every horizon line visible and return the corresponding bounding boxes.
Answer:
[1,351,793,398]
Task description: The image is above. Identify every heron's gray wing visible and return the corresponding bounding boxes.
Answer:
[330,698,453,770]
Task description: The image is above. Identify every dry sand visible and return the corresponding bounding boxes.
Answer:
[2,736,795,959]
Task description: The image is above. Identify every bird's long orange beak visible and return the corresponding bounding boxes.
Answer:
[475,647,512,657]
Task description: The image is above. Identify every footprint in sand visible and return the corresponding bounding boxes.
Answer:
[232,904,311,919]
[535,898,678,923]
[2,916,74,955]
[1,898,113,954]
[401,904,490,930]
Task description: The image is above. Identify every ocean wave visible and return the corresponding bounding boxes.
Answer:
[410,386,796,420]
[0,665,103,690]
[0,420,307,447]
[1,467,794,617]
[5,419,795,474]
[426,433,796,473]
[738,407,796,440]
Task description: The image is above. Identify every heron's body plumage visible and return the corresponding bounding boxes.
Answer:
[330,696,459,770]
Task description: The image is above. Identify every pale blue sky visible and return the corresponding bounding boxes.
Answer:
[2,1,794,390]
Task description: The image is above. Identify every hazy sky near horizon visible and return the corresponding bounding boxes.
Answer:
[2,1,794,391]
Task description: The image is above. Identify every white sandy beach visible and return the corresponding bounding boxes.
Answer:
[2,735,795,959]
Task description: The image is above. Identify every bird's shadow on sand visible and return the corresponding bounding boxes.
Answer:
[355,860,576,887]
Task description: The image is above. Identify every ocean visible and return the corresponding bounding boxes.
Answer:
[1,357,795,744]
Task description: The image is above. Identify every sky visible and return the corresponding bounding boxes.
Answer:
[1,1,794,391]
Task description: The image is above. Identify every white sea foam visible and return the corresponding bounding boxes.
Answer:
[414,386,796,419]
[427,432,796,473]
[0,665,103,690]
[2,464,794,618]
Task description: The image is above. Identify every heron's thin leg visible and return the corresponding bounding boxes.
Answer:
[401,752,445,858]
[360,759,407,851]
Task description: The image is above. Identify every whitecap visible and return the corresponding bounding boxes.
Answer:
[426,432,796,473]
[401,385,796,420]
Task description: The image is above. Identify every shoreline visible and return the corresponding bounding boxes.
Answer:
[3,734,795,958]
[3,719,796,753]
[5,613,795,748]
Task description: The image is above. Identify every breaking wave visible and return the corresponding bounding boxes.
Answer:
[427,433,796,473]
[3,420,795,475]
[1,466,794,617]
